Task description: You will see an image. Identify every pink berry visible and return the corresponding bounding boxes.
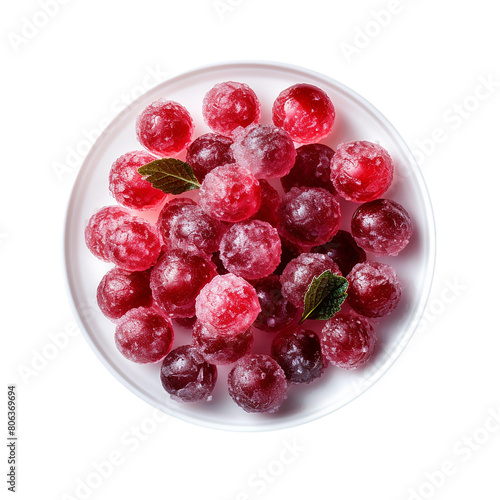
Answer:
[351,198,413,256]
[280,253,341,308]
[347,261,402,318]
[109,150,166,210]
[186,133,235,181]
[150,250,217,318]
[250,180,280,227]
[195,274,261,335]
[160,345,217,402]
[321,312,377,369]
[227,354,287,413]
[277,187,341,248]
[331,141,394,203]
[97,267,152,321]
[136,99,194,156]
[281,143,336,193]
[231,124,296,179]
[192,321,253,365]
[115,307,174,364]
[272,83,335,143]
[199,165,261,222]
[219,220,281,280]
[202,81,260,137]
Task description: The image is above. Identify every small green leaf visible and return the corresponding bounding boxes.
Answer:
[299,271,348,324]
[138,158,201,195]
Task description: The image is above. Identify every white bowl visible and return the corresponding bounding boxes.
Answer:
[64,61,436,431]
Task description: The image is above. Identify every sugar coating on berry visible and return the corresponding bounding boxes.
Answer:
[281,143,336,193]
[195,274,261,335]
[280,253,341,308]
[115,307,174,364]
[347,261,402,318]
[192,321,253,365]
[151,250,217,318]
[109,150,166,210]
[97,267,152,321]
[186,133,235,181]
[231,124,296,179]
[321,312,376,370]
[250,180,280,227]
[136,99,194,156]
[227,354,287,413]
[272,83,335,143]
[351,198,413,256]
[219,220,281,280]
[271,328,324,384]
[277,187,341,248]
[160,345,217,402]
[202,81,260,137]
[199,165,261,222]
[331,141,394,203]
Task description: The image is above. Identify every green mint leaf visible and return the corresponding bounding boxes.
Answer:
[299,271,348,324]
[137,158,201,195]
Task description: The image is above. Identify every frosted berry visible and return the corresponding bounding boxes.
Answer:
[331,141,394,203]
[109,150,166,210]
[115,307,174,364]
[199,165,261,222]
[271,328,324,384]
[250,180,280,227]
[277,187,341,247]
[136,99,194,156]
[186,133,235,181]
[202,81,260,137]
[351,198,413,256]
[321,312,376,370]
[97,267,152,321]
[160,345,217,402]
[231,124,296,179]
[195,274,261,335]
[347,261,402,318]
[192,321,253,365]
[151,250,217,318]
[280,253,340,308]
[272,83,335,143]
[227,354,287,413]
[281,143,336,193]
[219,220,281,280]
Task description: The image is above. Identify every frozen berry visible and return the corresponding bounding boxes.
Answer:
[115,307,174,364]
[192,321,253,365]
[351,199,412,256]
[280,253,340,308]
[186,133,235,181]
[347,261,402,317]
[195,274,261,335]
[272,83,335,143]
[160,345,217,402]
[97,267,152,321]
[151,250,217,318]
[250,180,280,227]
[231,124,296,179]
[202,81,260,137]
[109,150,166,210]
[277,187,341,248]
[321,312,376,369]
[331,141,394,203]
[271,328,324,384]
[281,143,336,193]
[199,165,261,222]
[227,354,287,413]
[219,220,281,280]
[311,230,367,276]
[136,99,194,156]
[253,275,298,332]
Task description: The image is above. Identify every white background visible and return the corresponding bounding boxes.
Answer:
[2,1,499,499]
